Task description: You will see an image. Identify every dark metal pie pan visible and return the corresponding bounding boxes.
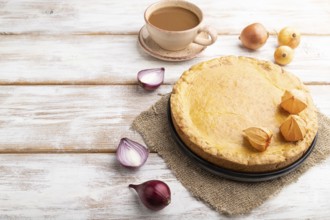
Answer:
[167,98,317,182]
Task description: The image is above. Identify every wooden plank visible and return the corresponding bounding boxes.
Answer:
[0,35,329,85]
[0,85,172,152]
[0,153,329,219]
[0,0,329,35]
[0,85,328,152]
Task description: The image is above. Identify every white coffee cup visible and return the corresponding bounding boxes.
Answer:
[144,0,218,51]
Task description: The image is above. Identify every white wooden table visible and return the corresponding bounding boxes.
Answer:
[0,0,329,219]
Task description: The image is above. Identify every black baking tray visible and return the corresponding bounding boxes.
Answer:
[167,98,317,182]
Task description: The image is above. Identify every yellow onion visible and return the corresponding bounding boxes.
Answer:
[274,46,294,66]
[278,27,301,49]
[239,23,269,50]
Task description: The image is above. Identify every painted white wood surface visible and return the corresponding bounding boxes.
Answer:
[0,35,329,85]
[0,0,329,219]
[0,0,329,35]
[0,154,329,219]
[0,85,327,152]
[0,85,170,152]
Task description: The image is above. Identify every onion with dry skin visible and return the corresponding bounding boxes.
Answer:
[239,23,269,50]
[129,180,171,211]
[274,46,294,65]
[278,27,301,49]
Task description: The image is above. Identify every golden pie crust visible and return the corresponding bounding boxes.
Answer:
[170,56,318,173]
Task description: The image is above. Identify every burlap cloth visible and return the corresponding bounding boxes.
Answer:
[132,94,330,215]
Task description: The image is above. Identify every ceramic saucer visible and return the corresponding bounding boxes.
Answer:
[138,25,208,62]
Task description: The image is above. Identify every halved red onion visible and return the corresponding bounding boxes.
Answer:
[116,138,149,168]
[137,68,165,91]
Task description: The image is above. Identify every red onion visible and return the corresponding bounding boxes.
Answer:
[129,180,171,211]
[116,138,149,168]
[137,68,165,91]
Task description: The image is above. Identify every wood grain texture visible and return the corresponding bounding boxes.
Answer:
[0,0,329,35]
[0,0,329,218]
[0,154,329,219]
[0,85,327,152]
[0,35,329,85]
[0,85,171,152]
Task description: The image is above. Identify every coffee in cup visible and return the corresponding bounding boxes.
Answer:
[144,1,217,51]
